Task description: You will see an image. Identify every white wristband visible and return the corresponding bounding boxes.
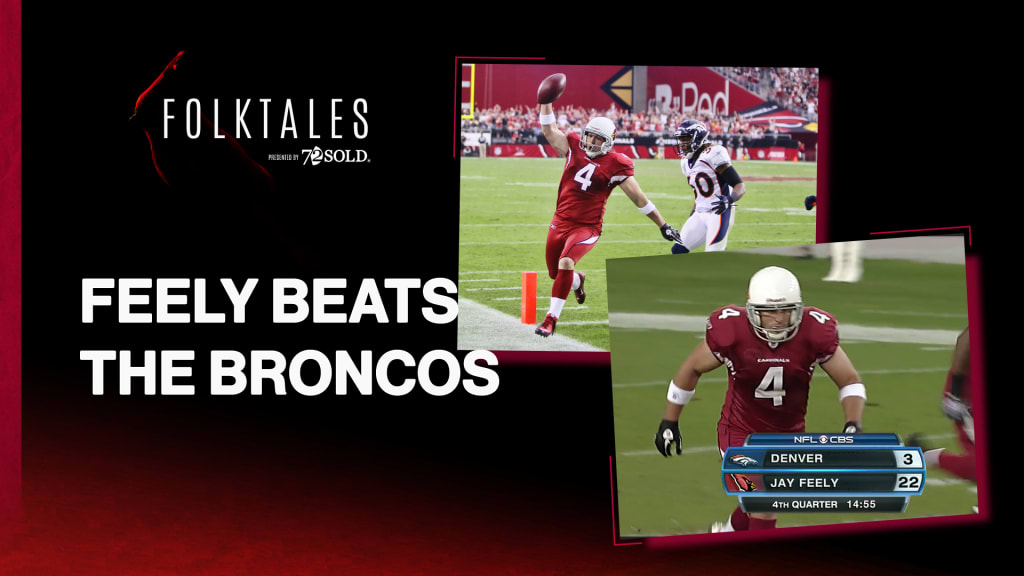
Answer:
[639,200,657,215]
[838,383,866,401]
[539,113,556,126]
[667,381,695,405]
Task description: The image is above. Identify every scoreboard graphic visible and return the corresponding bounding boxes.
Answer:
[722,434,925,513]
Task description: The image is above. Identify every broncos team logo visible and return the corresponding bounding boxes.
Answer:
[730,454,759,467]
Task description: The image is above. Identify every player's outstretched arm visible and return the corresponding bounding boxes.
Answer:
[539,103,569,156]
[821,345,866,432]
[656,340,722,457]
[619,176,680,242]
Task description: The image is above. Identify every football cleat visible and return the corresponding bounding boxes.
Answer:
[535,313,557,337]
[573,272,587,304]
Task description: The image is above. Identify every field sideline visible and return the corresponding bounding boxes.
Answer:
[458,157,817,350]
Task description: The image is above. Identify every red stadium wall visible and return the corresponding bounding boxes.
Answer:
[647,67,766,117]
[479,144,799,162]
[470,65,767,114]
[747,146,799,161]
[472,65,625,111]
[486,144,550,158]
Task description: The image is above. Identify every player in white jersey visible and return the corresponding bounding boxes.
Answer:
[670,120,746,254]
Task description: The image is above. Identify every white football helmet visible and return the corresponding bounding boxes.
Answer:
[580,117,616,158]
[746,266,803,343]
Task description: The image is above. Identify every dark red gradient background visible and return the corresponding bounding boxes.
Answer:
[1,389,956,575]
[0,0,21,536]
[1,16,1003,576]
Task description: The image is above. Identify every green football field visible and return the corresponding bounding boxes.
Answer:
[458,157,816,350]
[608,251,976,536]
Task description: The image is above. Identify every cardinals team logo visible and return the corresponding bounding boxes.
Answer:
[729,454,758,467]
[730,473,758,492]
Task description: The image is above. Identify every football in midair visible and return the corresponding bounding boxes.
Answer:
[537,73,566,105]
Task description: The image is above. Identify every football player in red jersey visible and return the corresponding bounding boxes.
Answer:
[535,102,680,337]
[654,266,866,532]
[908,327,976,484]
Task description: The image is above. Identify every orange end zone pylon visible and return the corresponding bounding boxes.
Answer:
[521,271,537,324]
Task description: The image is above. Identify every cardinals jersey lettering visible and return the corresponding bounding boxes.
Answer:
[705,305,839,434]
[681,145,733,213]
[552,132,634,231]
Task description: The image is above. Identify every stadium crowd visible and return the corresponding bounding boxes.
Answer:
[462,104,784,149]
[460,67,818,145]
[712,67,818,122]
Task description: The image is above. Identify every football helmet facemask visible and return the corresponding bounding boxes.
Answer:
[675,119,709,157]
[746,266,803,343]
[580,117,616,158]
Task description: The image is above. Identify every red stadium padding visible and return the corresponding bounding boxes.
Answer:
[486,144,547,158]
[747,146,799,161]
[481,143,802,161]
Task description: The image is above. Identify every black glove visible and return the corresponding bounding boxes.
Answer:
[660,223,681,243]
[711,194,734,215]
[655,419,682,457]
[804,195,817,210]
[942,392,972,423]
[843,421,861,434]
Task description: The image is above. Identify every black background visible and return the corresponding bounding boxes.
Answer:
[12,24,1001,575]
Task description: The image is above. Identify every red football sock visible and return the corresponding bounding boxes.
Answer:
[748,517,777,530]
[938,452,977,482]
[552,268,573,300]
[730,506,750,531]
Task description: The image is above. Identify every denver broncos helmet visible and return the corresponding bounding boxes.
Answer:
[675,119,709,157]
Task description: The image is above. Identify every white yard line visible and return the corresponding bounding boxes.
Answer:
[495,297,547,301]
[460,270,606,275]
[608,313,960,345]
[462,239,810,246]
[861,310,968,319]
[457,298,603,352]
[461,222,813,227]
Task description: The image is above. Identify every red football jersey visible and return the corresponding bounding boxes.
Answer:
[551,132,634,232]
[705,305,840,434]
[944,369,971,404]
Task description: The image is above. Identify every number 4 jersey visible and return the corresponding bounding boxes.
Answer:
[551,132,634,233]
[706,305,839,434]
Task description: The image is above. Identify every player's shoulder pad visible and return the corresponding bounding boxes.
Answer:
[567,131,581,146]
[704,145,731,169]
[706,305,746,349]
[611,151,634,170]
[802,306,840,353]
